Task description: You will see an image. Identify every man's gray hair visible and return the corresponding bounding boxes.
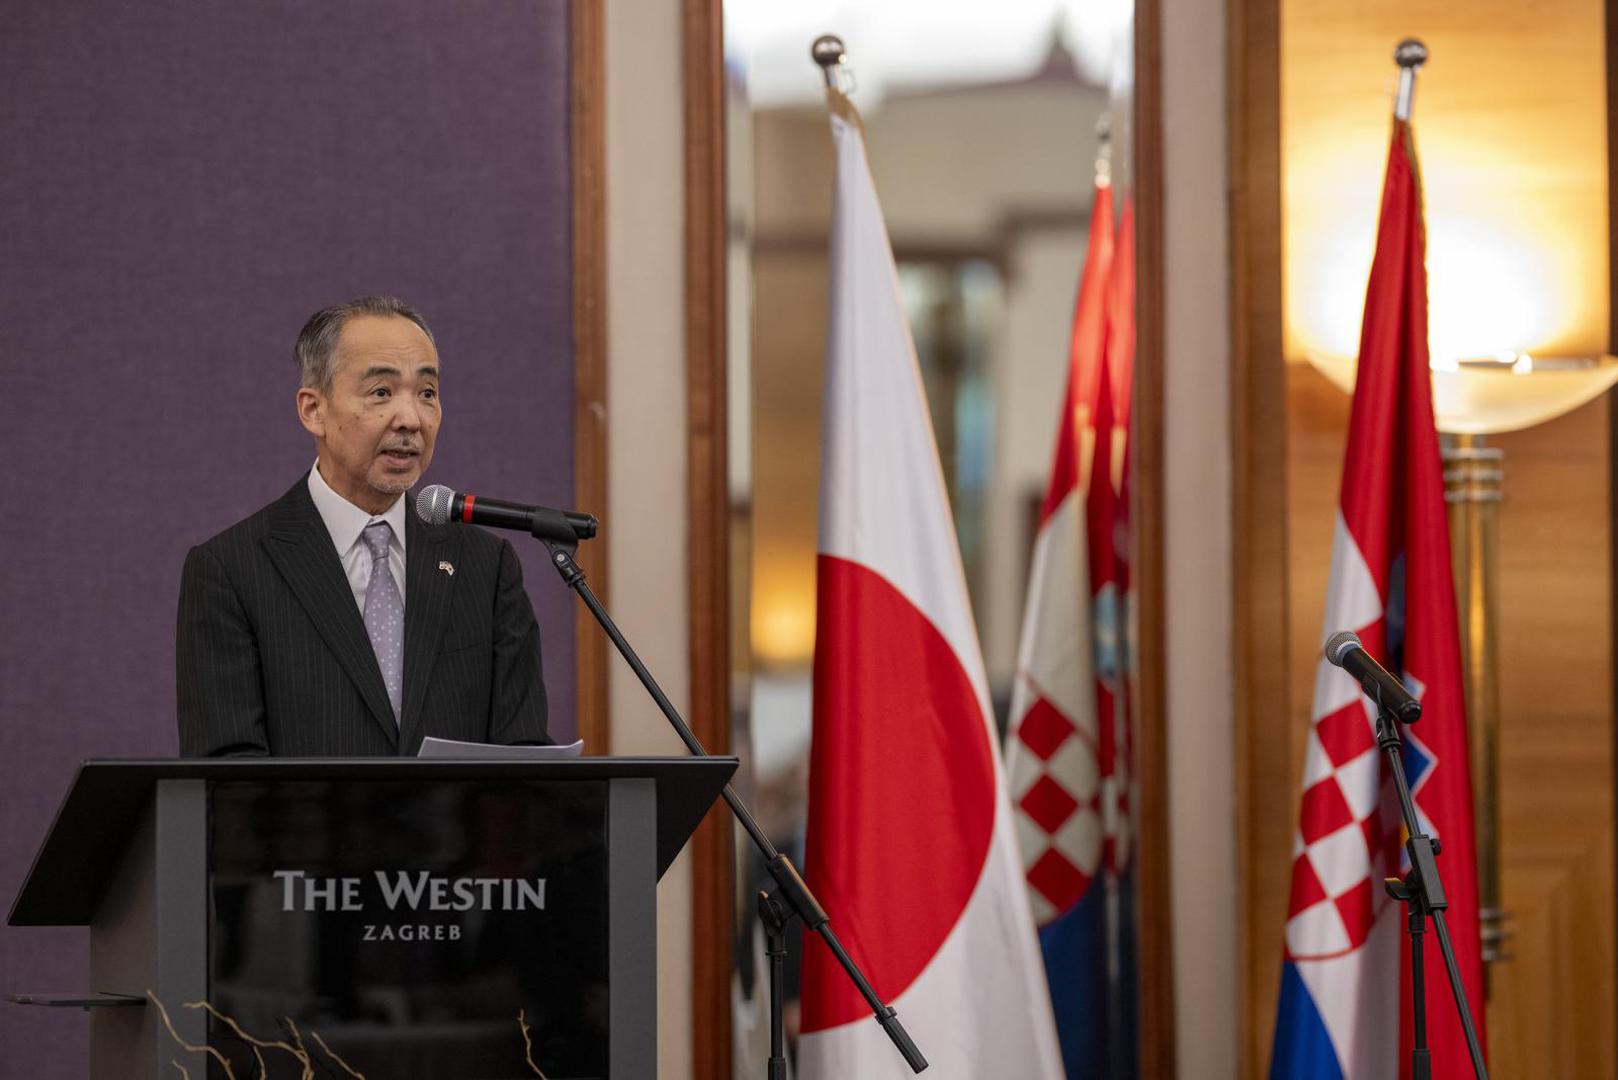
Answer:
[295,296,435,392]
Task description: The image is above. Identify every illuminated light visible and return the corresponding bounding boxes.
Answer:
[1291,122,1613,434]
[1283,32,1609,382]
[1426,217,1557,366]
[1292,210,1564,371]
[752,590,817,667]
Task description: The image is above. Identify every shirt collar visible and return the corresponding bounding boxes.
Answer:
[307,463,408,558]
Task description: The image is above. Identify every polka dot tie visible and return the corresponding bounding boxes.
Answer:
[361,522,404,724]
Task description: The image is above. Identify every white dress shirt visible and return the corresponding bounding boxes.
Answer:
[307,464,408,613]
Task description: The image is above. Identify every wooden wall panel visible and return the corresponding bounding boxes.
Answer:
[1487,397,1616,1077]
[1282,367,1350,753]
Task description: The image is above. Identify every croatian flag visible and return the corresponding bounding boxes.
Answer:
[798,93,1065,1080]
[1269,119,1486,1078]
[1003,177,1128,1077]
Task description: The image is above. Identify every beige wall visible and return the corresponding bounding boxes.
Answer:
[605,0,695,1076]
[1161,0,1240,1077]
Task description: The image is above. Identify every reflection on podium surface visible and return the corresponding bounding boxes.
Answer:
[206,780,609,1079]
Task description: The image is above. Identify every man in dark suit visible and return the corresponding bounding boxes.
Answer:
[177,296,549,756]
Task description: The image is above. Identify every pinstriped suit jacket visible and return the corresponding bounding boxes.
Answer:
[176,475,549,756]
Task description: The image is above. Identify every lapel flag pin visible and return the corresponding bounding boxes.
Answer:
[438,561,455,576]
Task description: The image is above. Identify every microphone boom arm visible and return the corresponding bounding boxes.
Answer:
[541,538,928,1074]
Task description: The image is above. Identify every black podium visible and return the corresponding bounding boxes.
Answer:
[7,757,735,1080]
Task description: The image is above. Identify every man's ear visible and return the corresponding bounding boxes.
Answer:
[296,386,326,437]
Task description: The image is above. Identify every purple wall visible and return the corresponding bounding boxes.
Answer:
[0,6,576,1074]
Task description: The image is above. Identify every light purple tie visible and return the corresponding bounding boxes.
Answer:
[361,522,404,723]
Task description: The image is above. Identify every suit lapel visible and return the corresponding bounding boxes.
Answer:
[262,477,399,748]
[398,511,457,752]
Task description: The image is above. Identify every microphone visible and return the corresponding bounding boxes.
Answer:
[416,484,598,544]
[1323,630,1421,723]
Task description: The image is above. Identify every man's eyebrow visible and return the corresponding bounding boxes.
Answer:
[358,364,401,380]
[418,365,439,378]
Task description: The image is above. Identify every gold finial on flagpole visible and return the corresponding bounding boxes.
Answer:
[1394,38,1428,121]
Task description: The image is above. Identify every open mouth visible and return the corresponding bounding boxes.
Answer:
[380,448,420,466]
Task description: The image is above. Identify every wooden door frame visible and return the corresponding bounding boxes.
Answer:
[1132,0,1177,1073]
[574,2,734,1068]
[682,0,735,1077]
[570,0,609,756]
[1227,0,1295,1075]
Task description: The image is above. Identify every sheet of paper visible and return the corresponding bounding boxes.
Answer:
[417,737,585,760]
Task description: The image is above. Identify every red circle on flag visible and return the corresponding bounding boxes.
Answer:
[800,556,998,1033]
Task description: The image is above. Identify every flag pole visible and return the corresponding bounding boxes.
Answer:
[811,34,848,92]
[1095,113,1113,188]
[1393,38,1427,121]
[1372,43,1488,1079]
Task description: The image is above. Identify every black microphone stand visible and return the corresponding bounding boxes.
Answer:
[1371,701,1487,1080]
[758,889,792,1079]
[541,538,928,1076]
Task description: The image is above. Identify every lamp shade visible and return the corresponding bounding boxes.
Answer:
[1306,353,1618,435]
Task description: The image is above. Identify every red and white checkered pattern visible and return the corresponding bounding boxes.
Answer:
[1006,489,1102,926]
[1285,695,1399,958]
[1011,696,1103,924]
[1006,179,1119,932]
[1284,515,1404,960]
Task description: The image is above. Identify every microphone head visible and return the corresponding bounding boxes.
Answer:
[1323,630,1361,667]
[416,484,455,526]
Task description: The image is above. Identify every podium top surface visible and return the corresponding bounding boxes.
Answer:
[8,756,737,926]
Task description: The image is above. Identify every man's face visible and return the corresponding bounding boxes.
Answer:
[298,315,441,514]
